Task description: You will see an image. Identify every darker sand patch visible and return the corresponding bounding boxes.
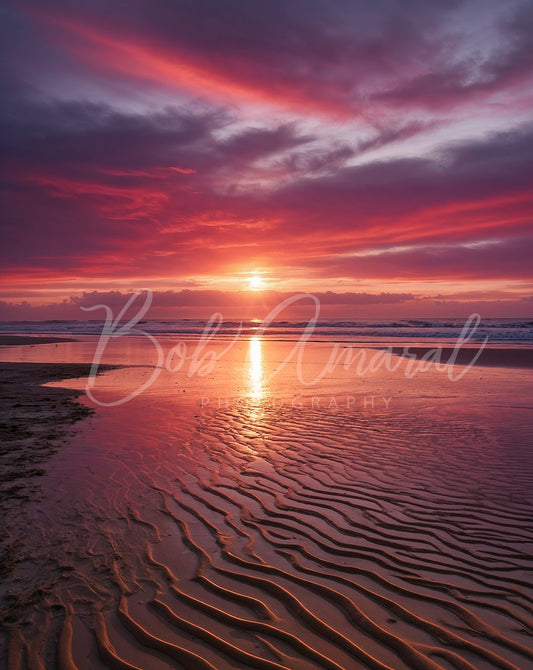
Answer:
[0,363,117,577]
[0,335,79,346]
[381,346,533,369]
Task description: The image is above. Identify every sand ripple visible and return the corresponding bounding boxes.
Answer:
[2,401,533,669]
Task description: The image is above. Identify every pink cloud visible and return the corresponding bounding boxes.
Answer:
[1,0,533,311]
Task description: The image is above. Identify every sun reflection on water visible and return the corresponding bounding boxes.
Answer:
[248,337,263,401]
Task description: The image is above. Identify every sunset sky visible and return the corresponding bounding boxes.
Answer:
[1,0,533,318]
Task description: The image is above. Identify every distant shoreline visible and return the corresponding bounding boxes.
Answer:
[0,335,79,346]
[1,335,533,370]
[380,346,533,369]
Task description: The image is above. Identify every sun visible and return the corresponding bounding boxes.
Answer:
[248,274,264,291]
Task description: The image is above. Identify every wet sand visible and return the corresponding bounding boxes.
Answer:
[1,339,532,669]
[0,362,116,577]
[1,363,96,491]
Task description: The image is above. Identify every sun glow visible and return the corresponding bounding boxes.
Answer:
[248,274,264,291]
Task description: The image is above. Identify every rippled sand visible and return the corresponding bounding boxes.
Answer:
[1,338,533,669]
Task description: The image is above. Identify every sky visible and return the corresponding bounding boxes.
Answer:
[1,0,532,319]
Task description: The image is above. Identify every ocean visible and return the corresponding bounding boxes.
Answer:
[1,317,532,344]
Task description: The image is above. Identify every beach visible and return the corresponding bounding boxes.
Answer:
[1,335,532,669]
[3,0,533,667]
[0,360,110,518]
